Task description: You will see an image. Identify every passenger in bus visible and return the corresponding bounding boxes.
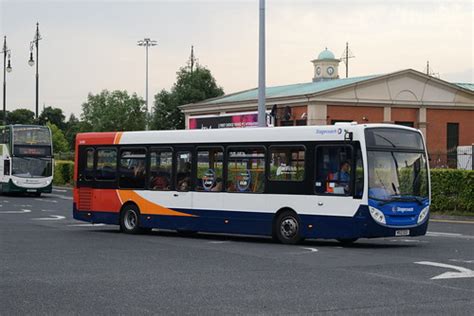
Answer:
[211,178,223,192]
[178,177,190,191]
[151,175,170,190]
[134,161,145,177]
[334,160,351,193]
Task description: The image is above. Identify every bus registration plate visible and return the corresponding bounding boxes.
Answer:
[395,230,410,236]
[27,189,37,193]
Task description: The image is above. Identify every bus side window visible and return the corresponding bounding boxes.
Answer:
[315,146,352,195]
[354,148,364,198]
[95,148,117,181]
[83,148,94,181]
[269,146,305,181]
[176,152,192,192]
[119,148,146,189]
[227,147,265,193]
[149,149,173,191]
[196,148,223,192]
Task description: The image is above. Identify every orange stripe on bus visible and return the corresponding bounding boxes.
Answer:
[114,132,123,144]
[117,190,196,217]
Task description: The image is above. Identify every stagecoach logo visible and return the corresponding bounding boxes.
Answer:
[236,170,251,192]
[392,206,414,213]
[316,128,343,135]
[202,169,216,191]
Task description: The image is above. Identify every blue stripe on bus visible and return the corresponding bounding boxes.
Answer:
[73,204,429,239]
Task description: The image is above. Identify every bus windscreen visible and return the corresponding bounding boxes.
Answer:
[13,126,51,146]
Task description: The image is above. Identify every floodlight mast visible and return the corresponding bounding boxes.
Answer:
[137,38,157,130]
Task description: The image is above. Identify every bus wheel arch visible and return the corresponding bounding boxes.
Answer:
[119,202,147,234]
[272,208,304,244]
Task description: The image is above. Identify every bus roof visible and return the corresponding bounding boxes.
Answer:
[76,124,421,146]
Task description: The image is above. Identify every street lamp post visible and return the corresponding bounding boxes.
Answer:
[137,38,157,130]
[28,22,42,121]
[2,36,13,125]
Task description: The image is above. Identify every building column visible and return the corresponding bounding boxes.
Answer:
[418,107,427,138]
[383,106,392,123]
[307,103,327,125]
[184,113,189,129]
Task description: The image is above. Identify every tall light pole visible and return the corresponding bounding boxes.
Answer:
[28,22,42,121]
[2,36,13,125]
[257,0,266,127]
[137,38,157,130]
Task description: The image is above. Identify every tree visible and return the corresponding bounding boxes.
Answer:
[39,106,66,130]
[151,64,224,130]
[8,109,35,125]
[81,90,146,132]
[47,123,69,154]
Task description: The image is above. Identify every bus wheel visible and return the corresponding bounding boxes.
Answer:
[275,211,303,244]
[337,238,358,245]
[120,204,143,234]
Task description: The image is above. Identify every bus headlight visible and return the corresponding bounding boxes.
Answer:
[417,206,429,224]
[369,206,386,225]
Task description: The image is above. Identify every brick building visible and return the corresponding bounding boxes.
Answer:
[180,48,474,168]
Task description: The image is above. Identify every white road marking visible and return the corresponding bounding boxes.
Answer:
[426,231,474,240]
[208,241,231,244]
[300,247,318,253]
[415,261,474,280]
[32,215,65,221]
[0,209,32,214]
[53,189,68,193]
[68,223,105,227]
[390,239,426,243]
[449,259,474,264]
[35,198,58,203]
[48,194,73,200]
[41,209,60,212]
[15,204,32,208]
[2,200,10,203]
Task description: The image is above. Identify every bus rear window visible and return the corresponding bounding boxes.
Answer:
[365,128,423,150]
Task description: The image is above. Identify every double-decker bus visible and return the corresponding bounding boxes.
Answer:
[73,123,430,244]
[0,125,53,196]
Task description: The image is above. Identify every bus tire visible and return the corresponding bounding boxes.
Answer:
[337,238,358,245]
[120,204,144,234]
[275,211,303,244]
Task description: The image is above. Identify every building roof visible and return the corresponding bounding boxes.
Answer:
[200,74,381,105]
[454,82,474,92]
[182,69,474,110]
[318,48,336,60]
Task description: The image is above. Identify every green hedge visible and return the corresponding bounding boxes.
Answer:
[430,169,474,214]
[53,160,75,186]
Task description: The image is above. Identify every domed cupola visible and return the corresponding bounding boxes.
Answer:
[311,47,340,82]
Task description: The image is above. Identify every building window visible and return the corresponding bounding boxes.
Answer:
[279,120,294,127]
[331,119,352,124]
[447,123,459,168]
[295,119,307,126]
[395,121,414,128]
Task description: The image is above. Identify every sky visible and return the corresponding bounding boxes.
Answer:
[0,0,472,118]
